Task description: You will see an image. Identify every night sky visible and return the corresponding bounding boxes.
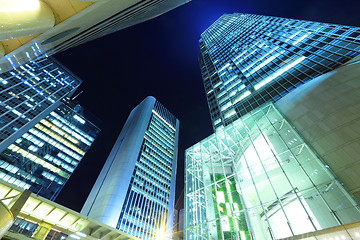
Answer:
[53,0,359,212]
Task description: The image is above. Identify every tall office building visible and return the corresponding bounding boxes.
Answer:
[0,100,100,200]
[185,14,360,240]
[82,96,179,240]
[199,13,360,130]
[0,57,100,200]
[0,0,190,74]
[0,57,81,152]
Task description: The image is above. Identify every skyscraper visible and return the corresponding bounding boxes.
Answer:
[0,57,81,151]
[0,0,190,74]
[185,13,360,240]
[0,57,100,200]
[82,96,179,240]
[0,100,100,200]
[199,13,360,130]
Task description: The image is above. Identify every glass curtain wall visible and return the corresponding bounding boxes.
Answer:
[185,103,360,240]
[117,104,176,240]
[0,103,99,200]
[199,13,360,130]
[0,58,81,142]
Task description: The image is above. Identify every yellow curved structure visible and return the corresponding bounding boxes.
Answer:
[0,0,55,41]
[0,201,13,238]
[0,43,5,58]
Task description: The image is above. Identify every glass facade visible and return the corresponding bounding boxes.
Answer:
[185,103,360,240]
[0,101,100,200]
[0,57,81,142]
[116,101,178,239]
[0,57,99,200]
[199,13,360,130]
[9,217,69,240]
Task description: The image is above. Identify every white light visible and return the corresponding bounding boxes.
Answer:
[152,110,176,131]
[224,75,237,86]
[0,0,40,12]
[156,229,166,240]
[245,52,281,77]
[221,102,232,112]
[243,46,279,74]
[218,63,230,72]
[224,108,236,119]
[28,145,38,152]
[240,231,246,240]
[73,115,85,124]
[75,232,86,237]
[232,90,251,105]
[221,216,231,231]
[292,33,310,45]
[254,56,306,90]
[216,191,225,203]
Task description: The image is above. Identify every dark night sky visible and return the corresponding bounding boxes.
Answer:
[53,0,359,212]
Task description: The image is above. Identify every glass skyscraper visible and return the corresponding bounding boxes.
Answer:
[199,13,360,130]
[186,13,360,240]
[0,57,81,147]
[0,100,100,200]
[0,58,100,200]
[82,96,179,240]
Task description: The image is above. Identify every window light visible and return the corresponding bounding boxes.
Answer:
[254,56,306,90]
[73,115,85,124]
